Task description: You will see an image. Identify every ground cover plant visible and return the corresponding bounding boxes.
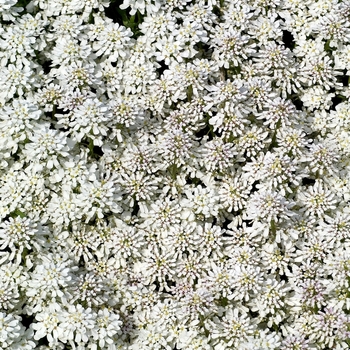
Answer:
[1,0,350,349]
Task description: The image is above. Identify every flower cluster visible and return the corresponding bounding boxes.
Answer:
[1,0,350,349]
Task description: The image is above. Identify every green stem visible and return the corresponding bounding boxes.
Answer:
[187,85,193,101]
[170,163,178,180]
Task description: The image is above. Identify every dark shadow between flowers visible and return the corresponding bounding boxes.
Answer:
[302,177,316,186]
[331,94,345,110]
[157,60,169,77]
[104,0,127,24]
[104,1,144,39]
[282,30,295,50]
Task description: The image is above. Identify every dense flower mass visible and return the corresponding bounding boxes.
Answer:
[1,0,350,349]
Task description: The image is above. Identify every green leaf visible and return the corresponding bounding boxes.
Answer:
[10,209,26,218]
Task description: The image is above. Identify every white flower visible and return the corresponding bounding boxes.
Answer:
[45,191,83,227]
[222,1,253,30]
[121,142,157,174]
[206,307,255,349]
[154,35,188,65]
[47,14,84,41]
[0,62,38,100]
[10,328,36,350]
[180,1,218,30]
[0,0,23,21]
[0,99,42,149]
[51,61,101,90]
[0,26,36,66]
[209,102,250,140]
[0,312,23,348]
[70,272,109,307]
[210,26,255,69]
[175,251,207,284]
[300,86,334,110]
[90,308,122,349]
[248,12,283,44]
[218,173,252,212]
[92,22,134,61]
[109,95,144,128]
[293,233,333,264]
[136,247,177,288]
[138,10,177,40]
[181,185,221,219]
[78,178,123,222]
[254,42,294,71]
[27,253,75,301]
[257,97,296,129]
[299,55,340,90]
[229,264,263,302]
[302,140,340,176]
[120,171,158,207]
[309,307,350,348]
[157,127,197,167]
[179,285,216,318]
[32,305,62,344]
[119,0,148,15]
[237,126,271,158]
[280,333,312,350]
[276,127,310,157]
[244,330,282,350]
[66,223,101,262]
[69,98,112,146]
[56,304,96,345]
[200,138,237,173]
[48,150,90,189]
[107,224,143,261]
[23,124,75,169]
[177,334,212,350]
[246,190,295,223]
[260,243,294,275]
[49,37,92,66]
[249,279,290,326]
[162,222,199,257]
[297,180,337,218]
[203,260,233,299]
[0,265,20,310]
[139,197,182,229]
[0,216,39,264]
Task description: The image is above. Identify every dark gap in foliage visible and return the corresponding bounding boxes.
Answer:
[331,95,344,110]
[104,1,126,24]
[21,314,35,328]
[92,145,104,158]
[282,30,295,50]
[292,96,304,110]
[302,177,316,186]
[280,273,289,282]
[221,218,233,231]
[157,60,169,77]
[105,2,144,39]
[212,5,222,17]
[131,201,140,216]
[153,280,161,292]
[339,70,349,87]
[251,180,260,193]
[249,310,259,318]
[41,60,51,75]
[242,219,253,228]
[186,175,204,187]
[194,123,215,141]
